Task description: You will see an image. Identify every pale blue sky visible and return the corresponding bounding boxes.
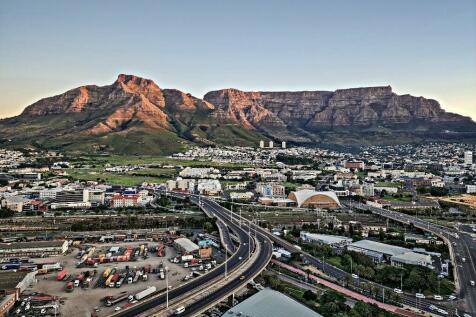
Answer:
[1,0,475,119]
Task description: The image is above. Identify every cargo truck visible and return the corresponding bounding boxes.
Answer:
[134,286,157,301]
[105,294,129,307]
[42,263,62,271]
[56,270,67,281]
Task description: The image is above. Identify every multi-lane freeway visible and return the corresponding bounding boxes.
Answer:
[111,193,271,317]
[352,202,476,315]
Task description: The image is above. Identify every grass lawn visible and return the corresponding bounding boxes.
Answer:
[82,155,255,169]
[67,168,169,186]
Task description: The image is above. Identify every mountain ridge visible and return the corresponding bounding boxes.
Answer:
[1,74,475,154]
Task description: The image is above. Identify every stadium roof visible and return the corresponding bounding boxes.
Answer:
[289,189,341,207]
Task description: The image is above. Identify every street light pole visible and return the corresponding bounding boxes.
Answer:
[225,244,228,279]
[165,266,169,308]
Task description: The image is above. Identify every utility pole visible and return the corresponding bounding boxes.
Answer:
[225,244,228,279]
[165,266,169,308]
[400,272,403,291]
[248,223,251,259]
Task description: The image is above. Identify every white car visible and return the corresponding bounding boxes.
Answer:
[434,295,443,300]
[448,295,457,300]
[415,293,425,299]
[351,274,359,279]
[115,307,121,311]
[393,288,403,294]
[471,280,475,286]
[437,308,448,315]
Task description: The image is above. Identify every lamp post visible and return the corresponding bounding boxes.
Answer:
[224,244,228,279]
[165,266,169,308]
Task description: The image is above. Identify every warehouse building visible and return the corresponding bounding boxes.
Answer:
[0,271,37,316]
[347,239,433,268]
[0,240,68,258]
[300,232,352,247]
[224,288,323,317]
[173,237,199,254]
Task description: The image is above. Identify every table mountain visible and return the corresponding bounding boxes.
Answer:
[1,75,475,154]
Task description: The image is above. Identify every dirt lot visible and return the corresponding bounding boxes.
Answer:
[25,243,198,317]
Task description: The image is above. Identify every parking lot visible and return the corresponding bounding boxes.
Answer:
[16,240,219,317]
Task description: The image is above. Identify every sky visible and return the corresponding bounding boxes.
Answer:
[0,0,475,119]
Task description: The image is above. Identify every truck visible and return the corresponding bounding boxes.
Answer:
[103,267,112,278]
[42,263,62,271]
[56,270,68,281]
[181,255,193,262]
[133,271,142,283]
[109,274,120,287]
[66,281,74,292]
[105,294,129,307]
[134,286,157,301]
[1,263,20,270]
[116,276,125,288]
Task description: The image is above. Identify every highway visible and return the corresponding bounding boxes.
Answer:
[179,195,273,316]
[112,192,271,317]
[352,202,476,315]
[225,201,464,316]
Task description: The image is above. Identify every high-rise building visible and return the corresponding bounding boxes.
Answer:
[464,151,473,165]
[281,141,286,149]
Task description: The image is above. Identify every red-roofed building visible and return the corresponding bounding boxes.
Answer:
[110,194,139,209]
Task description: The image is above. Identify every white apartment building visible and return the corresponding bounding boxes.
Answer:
[197,179,222,195]
[464,151,473,165]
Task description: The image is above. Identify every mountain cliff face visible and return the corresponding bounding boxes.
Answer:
[0,75,474,154]
[204,86,471,134]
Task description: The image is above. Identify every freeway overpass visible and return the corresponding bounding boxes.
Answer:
[351,202,476,315]
[111,192,272,317]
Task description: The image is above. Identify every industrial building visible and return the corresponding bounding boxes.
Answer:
[347,239,433,268]
[0,240,68,258]
[223,288,323,317]
[288,189,341,209]
[173,237,199,254]
[300,232,352,247]
[0,271,37,317]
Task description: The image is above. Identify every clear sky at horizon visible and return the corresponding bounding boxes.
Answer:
[1,0,475,119]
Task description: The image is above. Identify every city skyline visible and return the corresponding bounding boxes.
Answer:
[1,0,475,120]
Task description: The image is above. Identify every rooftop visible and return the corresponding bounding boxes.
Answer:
[0,271,29,290]
[349,239,409,257]
[0,240,66,250]
[174,237,199,253]
[223,288,323,317]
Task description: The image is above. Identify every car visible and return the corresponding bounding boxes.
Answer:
[238,257,242,260]
[240,275,246,280]
[115,307,121,311]
[174,306,186,315]
[448,295,457,300]
[471,280,476,286]
[351,274,359,279]
[428,305,438,311]
[437,308,448,315]
[393,288,403,294]
[415,293,425,299]
[434,295,443,300]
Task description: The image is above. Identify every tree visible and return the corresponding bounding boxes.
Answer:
[303,289,317,301]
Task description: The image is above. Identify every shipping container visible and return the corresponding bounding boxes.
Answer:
[134,286,156,301]
[56,270,68,281]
